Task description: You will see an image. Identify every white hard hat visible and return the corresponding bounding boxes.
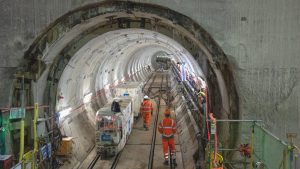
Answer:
[144,95,149,99]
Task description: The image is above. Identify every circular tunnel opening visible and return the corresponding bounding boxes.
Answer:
[19,1,239,168]
[56,28,204,119]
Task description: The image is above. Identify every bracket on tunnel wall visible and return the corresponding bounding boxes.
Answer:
[12,73,33,108]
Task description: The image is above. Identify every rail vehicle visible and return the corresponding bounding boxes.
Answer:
[95,82,144,157]
[114,81,144,118]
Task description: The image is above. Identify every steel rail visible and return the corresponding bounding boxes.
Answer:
[110,150,123,169]
[88,73,166,169]
[87,154,101,169]
[148,73,165,169]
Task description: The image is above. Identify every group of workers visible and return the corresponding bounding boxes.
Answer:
[140,95,177,166]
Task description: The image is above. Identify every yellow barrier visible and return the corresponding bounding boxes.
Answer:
[33,103,38,169]
[19,120,24,162]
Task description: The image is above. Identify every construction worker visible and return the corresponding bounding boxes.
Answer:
[140,95,153,130]
[158,108,177,166]
[197,88,206,114]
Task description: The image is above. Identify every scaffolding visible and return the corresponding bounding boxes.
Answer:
[213,120,291,169]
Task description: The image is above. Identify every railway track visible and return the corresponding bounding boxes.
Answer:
[146,72,176,169]
[87,154,101,169]
[86,151,122,169]
[147,73,163,169]
[87,71,175,169]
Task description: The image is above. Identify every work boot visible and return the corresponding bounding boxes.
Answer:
[164,160,169,166]
[173,159,177,167]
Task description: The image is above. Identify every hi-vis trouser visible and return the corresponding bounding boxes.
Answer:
[158,118,177,161]
[162,136,176,161]
[143,111,151,128]
[141,101,153,128]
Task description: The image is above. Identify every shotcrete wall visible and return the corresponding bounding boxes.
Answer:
[0,0,299,162]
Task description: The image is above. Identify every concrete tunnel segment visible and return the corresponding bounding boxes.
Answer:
[14,1,239,167]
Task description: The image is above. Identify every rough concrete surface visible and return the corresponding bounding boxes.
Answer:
[0,0,300,166]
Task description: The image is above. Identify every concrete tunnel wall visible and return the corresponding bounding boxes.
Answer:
[56,29,202,113]
[0,0,299,166]
[53,27,206,168]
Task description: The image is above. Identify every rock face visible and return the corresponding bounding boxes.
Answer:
[0,0,299,166]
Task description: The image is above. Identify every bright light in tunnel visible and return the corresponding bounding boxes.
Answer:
[83,93,93,104]
[59,107,72,119]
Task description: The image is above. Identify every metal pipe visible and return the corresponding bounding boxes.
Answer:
[250,124,254,169]
[224,161,250,164]
[19,120,25,162]
[211,119,263,122]
[148,73,162,169]
[19,75,25,162]
[33,103,38,169]
[218,148,239,151]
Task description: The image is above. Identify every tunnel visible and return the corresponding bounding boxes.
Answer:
[9,1,239,168]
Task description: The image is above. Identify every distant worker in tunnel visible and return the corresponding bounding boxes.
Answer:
[140,95,153,130]
[158,108,177,166]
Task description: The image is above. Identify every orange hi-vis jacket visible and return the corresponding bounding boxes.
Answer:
[140,100,153,114]
[158,118,177,139]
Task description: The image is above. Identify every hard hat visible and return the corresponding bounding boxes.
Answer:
[198,91,206,96]
[164,108,171,115]
[144,95,149,99]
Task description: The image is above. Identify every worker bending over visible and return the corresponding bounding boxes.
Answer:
[158,108,177,166]
[140,95,153,130]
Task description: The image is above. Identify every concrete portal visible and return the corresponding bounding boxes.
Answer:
[0,0,299,168]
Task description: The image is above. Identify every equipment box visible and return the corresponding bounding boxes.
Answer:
[0,155,12,169]
[56,137,73,155]
[115,82,144,117]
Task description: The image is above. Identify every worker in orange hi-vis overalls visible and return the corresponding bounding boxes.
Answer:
[158,108,177,166]
[140,95,153,130]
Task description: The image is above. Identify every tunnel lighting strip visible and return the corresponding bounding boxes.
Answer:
[210,120,263,122]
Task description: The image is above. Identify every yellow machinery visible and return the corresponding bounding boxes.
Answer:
[210,152,223,169]
[23,151,34,168]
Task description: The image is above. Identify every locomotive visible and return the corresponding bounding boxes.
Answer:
[95,82,143,157]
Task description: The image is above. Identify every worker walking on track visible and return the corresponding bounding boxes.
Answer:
[158,108,177,166]
[140,95,153,130]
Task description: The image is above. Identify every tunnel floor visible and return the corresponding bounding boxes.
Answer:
[78,103,183,169]
[63,71,183,169]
